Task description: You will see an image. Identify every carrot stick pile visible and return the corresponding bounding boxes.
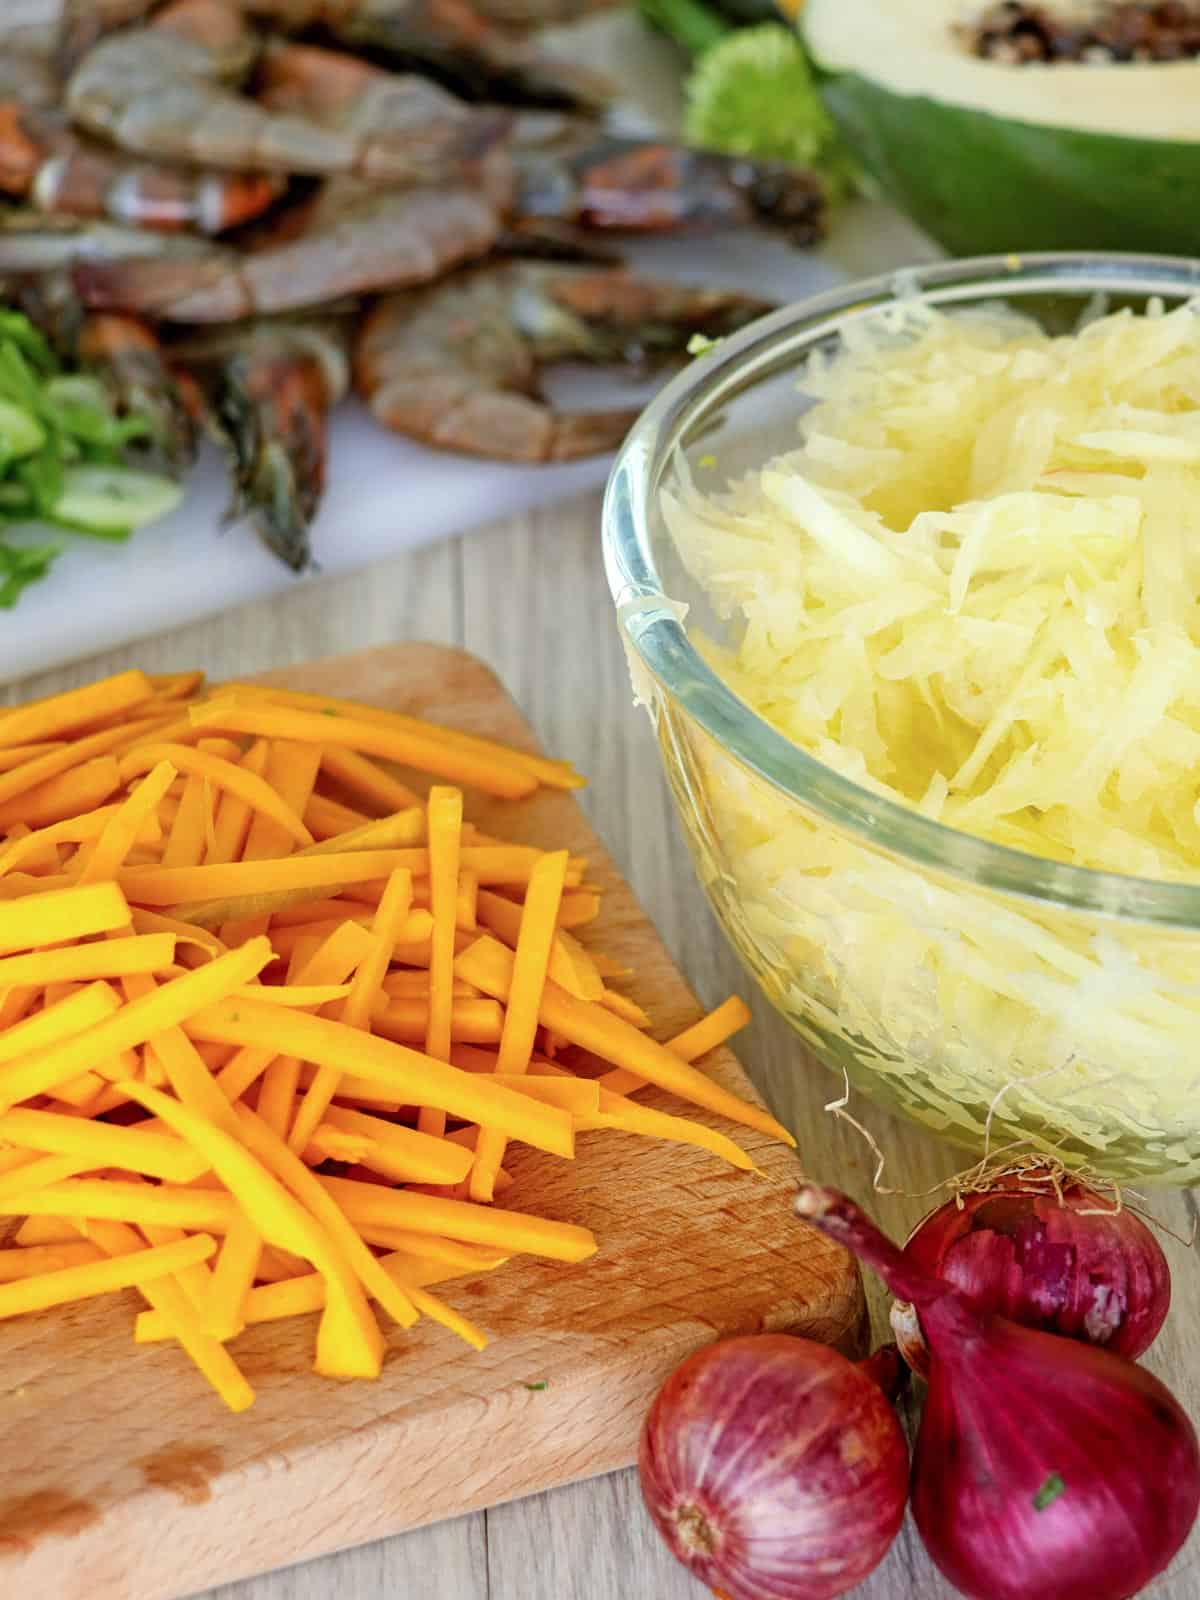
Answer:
[0,668,791,1410]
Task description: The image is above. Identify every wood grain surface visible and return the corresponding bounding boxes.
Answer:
[0,644,859,1600]
[6,490,1199,1600]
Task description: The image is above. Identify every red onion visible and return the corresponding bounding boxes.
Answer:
[797,1184,1200,1600]
[638,1334,909,1600]
[890,1173,1171,1377]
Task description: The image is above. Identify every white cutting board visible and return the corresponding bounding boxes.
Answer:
[0,11,936,683]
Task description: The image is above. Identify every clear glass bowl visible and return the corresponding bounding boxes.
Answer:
[602,252,1200,1186]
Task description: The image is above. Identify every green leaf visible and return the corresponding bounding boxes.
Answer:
[0,538,60,608]
[1033,1472,1065,1512]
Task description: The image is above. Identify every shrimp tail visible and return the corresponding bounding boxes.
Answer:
[79,313,199,468]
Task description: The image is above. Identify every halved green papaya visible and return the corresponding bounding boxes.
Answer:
[803,0,1200,256]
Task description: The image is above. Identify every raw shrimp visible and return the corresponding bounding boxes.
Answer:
[0,106,284,234]
[175,318,350,568]
[243,0,614,108]
[255,39,510,182]
[72,181,501,321]
[57,0,164,78]
[13,273,197,468]
[254,46,824,241]
[354,259,772,460]
[511,131,826,242]
[65,0,360,174]
[0,22,61,109]
[0,213,220,275]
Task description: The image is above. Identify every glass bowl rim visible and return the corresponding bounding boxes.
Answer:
[602,249,1200,929]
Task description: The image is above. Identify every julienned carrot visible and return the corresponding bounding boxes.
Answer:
[455,938,794,1147]
[119,850,419,908]
[206,739,269,865]
[0,881,129,957]
[83,1216,254,1412]
[0,1240,103,1280]
[122,1081,386,1380]
[319,1176,597,1262]
[217,683,584,792]
[184,994,574,1159]
[79,759,177,884]
[0,933,175,990]
[0,801,155,879]
[0,1108,206,1183]
[475,889,594,1001]
[0,981,119,1064]
[233,1105,418,1333]
[0,670,152,751]
[299,809,426,859]
[303,791,370,840]
[135,1248,495,1342]
[372,998,504,1046]
[318,746,421,815]
[243,740,323,862]
[5,1179,237,1230]
[470,850,569,1204]
[0,757,123,831]
[286,868,412,1155]
[190,702,538,800]
[0,1231,215,1321]
[122,743,314,850]
[598,996,754,1097]
[320,1105,474,1186]
[0,938,271,1111]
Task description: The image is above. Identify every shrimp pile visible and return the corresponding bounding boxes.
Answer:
[0,0,826,568]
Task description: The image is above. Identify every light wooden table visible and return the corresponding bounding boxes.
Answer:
[15,492,1200,1600]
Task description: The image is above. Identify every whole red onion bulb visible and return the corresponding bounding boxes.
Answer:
[638,1334,908,1600]
[891,1176,1170,1377]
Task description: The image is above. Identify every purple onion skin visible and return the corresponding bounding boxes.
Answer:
[638,1334,909,1600]
[903,1183,1170,1360]
[914,1300,1200,1600]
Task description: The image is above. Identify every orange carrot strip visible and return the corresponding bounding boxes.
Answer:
[375,997,503,1047]
[184,994,574,1158]
[320,1176,596,1262]
[162,771,209,867]
[318,1106,474,1185]
[598,995,752,1096]
[242,740,323,861]
[0,741,66,772]
[122,1082,385,1379]
[122,850,431,912]
[135,1248,491,1341]
[0,803,155,879]
[471,850,568,1201]
[0,937,271,1111]
[191,703,537,800]
[129,907,225,961]
[0,1240,102,1279]
[15,1215,76,1245]
[598,989,651,1029]
[0,1232,214,1321]
[0,756,121,829]
[298,808,425,858]
[476,889,594,1000]
[0,670,151,749]
[0,934,174,990]
[557,892,602,930]
[0,882,128,955]
[0,982,118,1066]
[148,670,205,700]
[217,683,583,791]
[578,1087,756,1172]
[206,1216,262,1341]
[0,1108,206,1182]
[233,1105,418,1331]
[82,1217,253,1412]
[78,760,177,884]
[206,738,269,864]
[286,868,411,1154]
[319,746,421,814]
[303,791,370,840]
[5,1179,237,1230]
[215,1045,276,1104]
[123,743,314,851]
[455,937,794,1146]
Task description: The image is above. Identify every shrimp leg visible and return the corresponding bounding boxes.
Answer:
[354,259,773,461]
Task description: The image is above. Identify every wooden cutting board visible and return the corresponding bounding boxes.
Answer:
[0,644,863,1600]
